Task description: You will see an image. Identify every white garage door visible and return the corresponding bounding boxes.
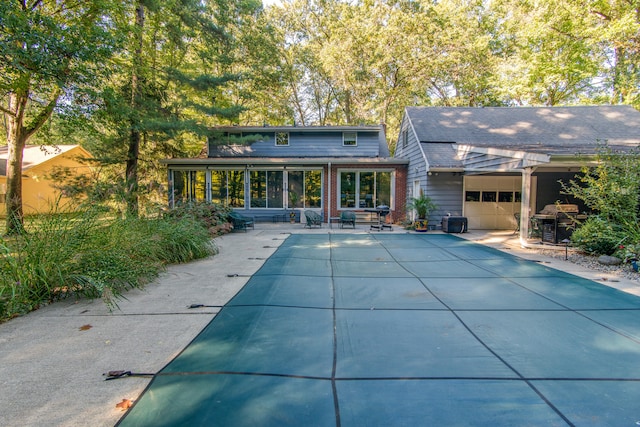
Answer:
[463,176,529,230]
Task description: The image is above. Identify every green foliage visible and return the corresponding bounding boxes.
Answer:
[569,215,624,255]
[561,145,640,227]
[561,145,640,256]
[562,145,640,256]
[163,201,232,236]
[0,206,218,322]
[615,243,640,263]
[407,191,437,219]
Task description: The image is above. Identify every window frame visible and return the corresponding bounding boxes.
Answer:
[342,131,357,146]
[337,169,394,209]
[275,132,289,146]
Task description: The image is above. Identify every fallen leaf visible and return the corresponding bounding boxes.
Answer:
[116,399,133,410]
[79,324,92,331]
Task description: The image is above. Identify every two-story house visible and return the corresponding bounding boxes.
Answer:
[162,125,408,224]
[395,105,640,240]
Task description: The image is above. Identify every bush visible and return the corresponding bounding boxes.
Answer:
[163,201,232,236]
[0,207,219,321]
[570,216,625,255]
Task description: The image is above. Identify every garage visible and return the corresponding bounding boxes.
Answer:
[463,175,536,230]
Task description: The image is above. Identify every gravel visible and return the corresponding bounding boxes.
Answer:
[535,248,640,284]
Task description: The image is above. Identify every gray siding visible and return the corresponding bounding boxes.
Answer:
[395,114,428,199]
[209,130,382,158]
[426,173,464,225]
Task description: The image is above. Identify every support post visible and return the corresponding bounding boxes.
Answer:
[519,168,532,247]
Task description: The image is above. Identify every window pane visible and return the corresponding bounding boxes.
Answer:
[194,171,206,202]
[267,171,283,208]
[482,191,497,202]
[288,171,304,208]
[343,132,357,146]
[172,171,187,206]
[376,172,391,207]
[498,191,513,202]
[340,172,356,208]
[228,170,244,207]
[211,171,226,204]
[359,172,375,208]
[305,170,322,208]
[466,191,480,202]
[250,171,266,207]
[276,132,289,146]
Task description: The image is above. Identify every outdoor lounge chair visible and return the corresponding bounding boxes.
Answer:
[304,210,322,228]
[340,211,356,229]
[228,211,254,232]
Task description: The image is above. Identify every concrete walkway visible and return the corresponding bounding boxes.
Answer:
[1,225,639,426]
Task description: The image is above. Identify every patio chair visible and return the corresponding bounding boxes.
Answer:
[340,211,356,229]
[513,213,520,235]
[228,211,254,232]
[304,210,322,228]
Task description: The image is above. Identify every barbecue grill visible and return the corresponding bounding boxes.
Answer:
[367,205,392,231]
[533,204,586,244]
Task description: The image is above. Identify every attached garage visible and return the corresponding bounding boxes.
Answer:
[463,175,536,230]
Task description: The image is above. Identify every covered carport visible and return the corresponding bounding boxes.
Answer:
[396,105,640,241]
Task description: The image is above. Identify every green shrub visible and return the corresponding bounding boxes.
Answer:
[163,201,232,236]
[570,216,625,255]
[0,207,219,321]
[614,242,640,263]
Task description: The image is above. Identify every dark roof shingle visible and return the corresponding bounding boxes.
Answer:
[407,105,640,156]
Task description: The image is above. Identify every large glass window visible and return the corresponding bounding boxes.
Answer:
[172,170,206,206]
[359,172,375,208]
[250,171,266,207]
[287,170,322,209]
[267,171,283,208]
[340,172,357,208]
[376,171,391,206]
[250,170,283,208]
[340,171,392,209]
[305,170,322,208]
[288,171,304,208]
[211,170,245,207]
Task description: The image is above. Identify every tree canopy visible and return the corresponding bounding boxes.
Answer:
[2,0,640,218]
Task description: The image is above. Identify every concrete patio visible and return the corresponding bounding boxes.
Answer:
[1,224,639,426]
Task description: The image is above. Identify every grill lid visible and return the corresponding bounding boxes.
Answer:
[539,204,579,215]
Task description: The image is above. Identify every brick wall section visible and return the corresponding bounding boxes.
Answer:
[323,163,408,224]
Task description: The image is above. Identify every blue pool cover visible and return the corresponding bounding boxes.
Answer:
[118,234,640,426]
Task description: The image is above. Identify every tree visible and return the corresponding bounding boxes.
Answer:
[562,145,640,233]
[88,0,260,216]
[0,1,117,234]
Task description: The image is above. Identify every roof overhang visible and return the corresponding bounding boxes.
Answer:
[212,125,383,133]
[161,157,409,167]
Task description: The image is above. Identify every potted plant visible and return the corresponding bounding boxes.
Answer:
[288,191,299,223]
[407,191,437,232]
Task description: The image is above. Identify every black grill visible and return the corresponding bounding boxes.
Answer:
[533,205,586,244]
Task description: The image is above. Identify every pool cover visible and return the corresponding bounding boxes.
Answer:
[118,234,640,426]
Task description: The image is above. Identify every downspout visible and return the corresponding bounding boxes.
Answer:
[327,162,331,224]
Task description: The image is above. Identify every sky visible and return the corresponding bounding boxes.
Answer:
[262,0,282,7]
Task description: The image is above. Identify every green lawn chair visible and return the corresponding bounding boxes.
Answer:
[304,210,322,228]
[228,211,254,232]
[340,211,356,229]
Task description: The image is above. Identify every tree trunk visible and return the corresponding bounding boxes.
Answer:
[5,92,27,235]
[126,1,145,217]
[4,85,60,234]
